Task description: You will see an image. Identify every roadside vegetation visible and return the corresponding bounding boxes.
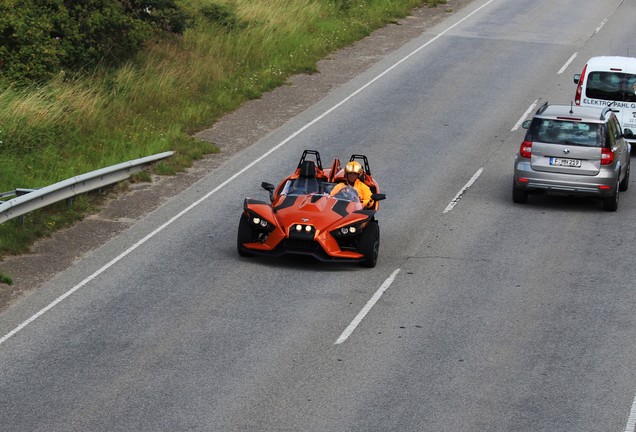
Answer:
[0,0,449,282]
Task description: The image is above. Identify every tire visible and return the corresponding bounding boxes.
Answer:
[602,182,619,211]
[619,162,630,192]
[359,221,380,268]
[512,182,528,204]
[237,214,255,257]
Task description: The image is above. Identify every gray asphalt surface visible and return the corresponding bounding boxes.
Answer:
[1,0,636,431]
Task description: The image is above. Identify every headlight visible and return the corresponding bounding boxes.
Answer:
[334,223,362,237]
[290,224,314,236]
[252,217,268,227]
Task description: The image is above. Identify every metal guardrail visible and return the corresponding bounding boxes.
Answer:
[0,190,18,200]
[0,188,39,200]
[0,151,174,224]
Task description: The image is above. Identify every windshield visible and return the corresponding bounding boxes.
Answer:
[281,178,320,196]
[527,118,602,147]
[585,71,636,102]
[281,180,361,203]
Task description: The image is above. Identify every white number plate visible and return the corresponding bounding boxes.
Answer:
[550,157,581,167]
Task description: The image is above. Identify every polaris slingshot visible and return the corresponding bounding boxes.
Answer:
[237,150,386,267]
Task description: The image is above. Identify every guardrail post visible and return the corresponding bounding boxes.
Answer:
[15,189,36,226]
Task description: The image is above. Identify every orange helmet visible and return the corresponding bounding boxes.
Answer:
[345,161,363,175]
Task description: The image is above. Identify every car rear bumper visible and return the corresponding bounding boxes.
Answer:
[513,160,618,197]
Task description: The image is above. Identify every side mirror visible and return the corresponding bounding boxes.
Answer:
[624,129,634,139]
[261,182,275,201]
[573,73,581,84]
[371,193,386,201]
[522,119,531,129]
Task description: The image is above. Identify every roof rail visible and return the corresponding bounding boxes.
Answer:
[536,101,549,114]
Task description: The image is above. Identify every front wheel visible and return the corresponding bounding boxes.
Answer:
[359,221,379,268]
[237,214,255,257]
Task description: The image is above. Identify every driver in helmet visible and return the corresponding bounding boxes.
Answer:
[330,161,373,208]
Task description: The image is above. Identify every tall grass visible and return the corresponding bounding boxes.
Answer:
[0,0,448,261]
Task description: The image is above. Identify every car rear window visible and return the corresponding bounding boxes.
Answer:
[585,71,636,102]
[527,118,602,147]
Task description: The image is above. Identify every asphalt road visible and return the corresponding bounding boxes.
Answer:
[1,0,636,431]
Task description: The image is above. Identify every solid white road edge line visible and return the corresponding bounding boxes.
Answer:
[511,100,538,132]
[443,168,484,214]
[0,0,497,347]
[335,269,401,345]
[625,392,636,432]
[558,52,577,75]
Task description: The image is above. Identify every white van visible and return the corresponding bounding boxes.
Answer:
[574,56,636,146]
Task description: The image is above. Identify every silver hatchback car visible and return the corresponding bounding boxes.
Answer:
[513,103,632,211]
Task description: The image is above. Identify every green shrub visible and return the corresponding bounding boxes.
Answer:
[120,0,190,33]
[0,0,189,85]
[0,2,65,83]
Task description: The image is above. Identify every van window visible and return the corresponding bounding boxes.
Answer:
[586,71,636,102]
[527,118,601,147]
[626,75,636,102]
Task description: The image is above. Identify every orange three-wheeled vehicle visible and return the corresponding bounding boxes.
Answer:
[237,150,386,267]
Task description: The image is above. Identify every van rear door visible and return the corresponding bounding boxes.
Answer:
[575,57,636,136]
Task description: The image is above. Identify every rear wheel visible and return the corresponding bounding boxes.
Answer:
[359,221,379,268]
[512,182,528,204]
[237,214,255,257]
[619,162,630,191]
[602,182,619,211]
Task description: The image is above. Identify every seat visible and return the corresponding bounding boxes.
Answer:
[290,161,320,194]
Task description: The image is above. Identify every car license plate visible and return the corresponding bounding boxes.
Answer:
[550,157,581,167]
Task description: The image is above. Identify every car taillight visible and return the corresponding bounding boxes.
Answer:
[519,140,532,158]
[574,64,587,106]
[601,147,615,165]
